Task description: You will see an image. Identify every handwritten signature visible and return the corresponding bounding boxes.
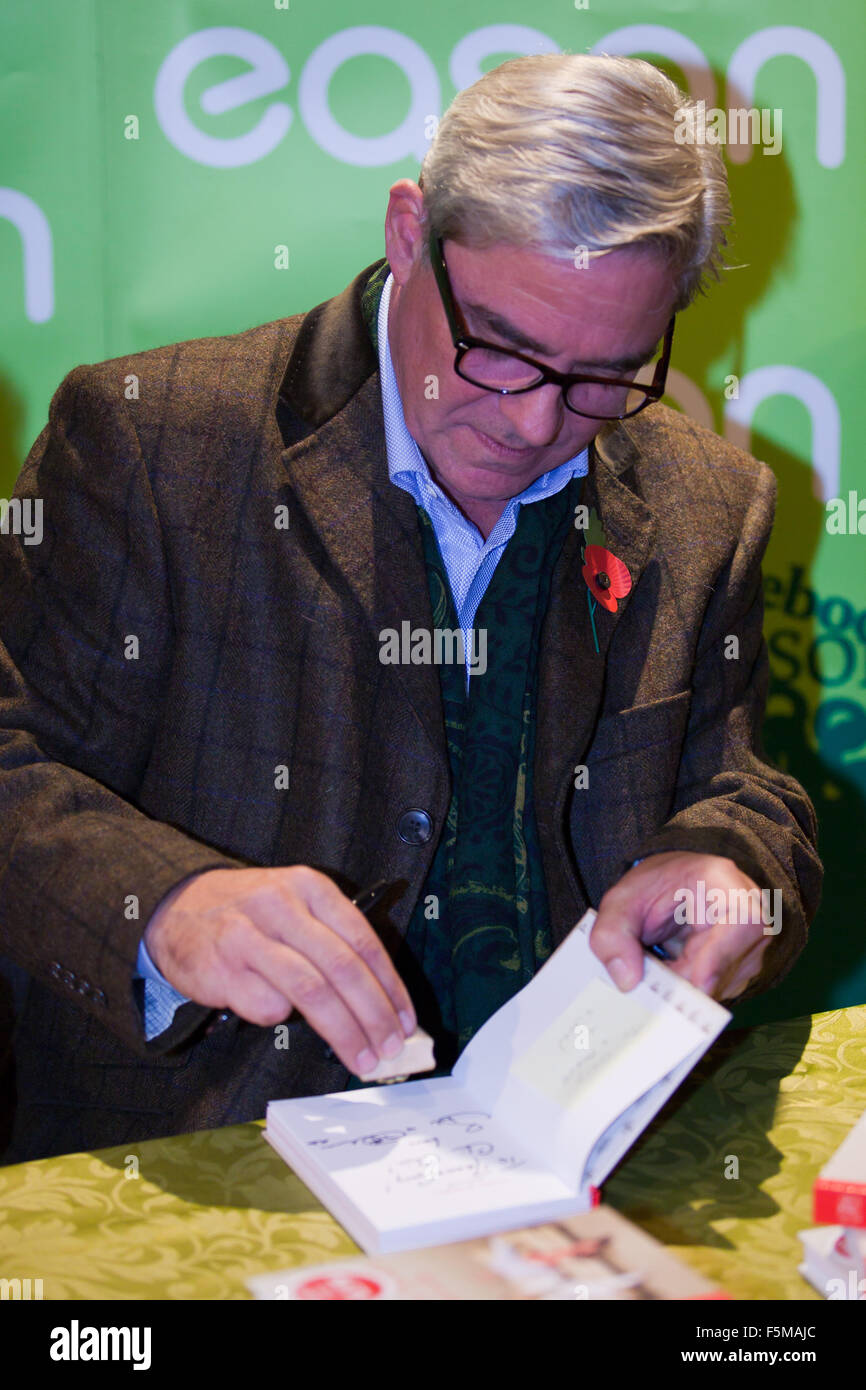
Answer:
[307,1111,494,1152]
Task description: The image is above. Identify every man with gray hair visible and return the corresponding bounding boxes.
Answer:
[0,53,820,1161]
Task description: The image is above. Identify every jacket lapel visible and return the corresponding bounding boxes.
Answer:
[274,262,448,762]
[534,422,659,938]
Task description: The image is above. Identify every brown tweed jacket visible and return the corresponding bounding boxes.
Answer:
[0,258,821,1163]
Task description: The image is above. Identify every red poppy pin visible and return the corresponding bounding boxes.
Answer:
[579,508,631,653]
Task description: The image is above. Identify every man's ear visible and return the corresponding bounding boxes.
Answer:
[384,179,427,285]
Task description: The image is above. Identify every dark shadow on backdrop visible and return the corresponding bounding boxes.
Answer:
[0,373,25,499]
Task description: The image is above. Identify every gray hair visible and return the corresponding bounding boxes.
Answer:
[417,53,732,310]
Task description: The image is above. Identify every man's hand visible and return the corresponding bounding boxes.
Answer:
[590,852,775,1002]
[144,866,416,1077]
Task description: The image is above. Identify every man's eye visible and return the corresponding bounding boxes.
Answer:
[584,367,632,383]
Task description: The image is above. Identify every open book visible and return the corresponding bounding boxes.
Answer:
[265,909,730,1254]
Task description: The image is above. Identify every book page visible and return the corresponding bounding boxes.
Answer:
[510,977,657,1108]
[452,911,730,1188]
[266,1081,578,1241]
[580,1049,702,1186]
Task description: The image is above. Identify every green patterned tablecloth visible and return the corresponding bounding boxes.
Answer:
[1,1005,863,1299]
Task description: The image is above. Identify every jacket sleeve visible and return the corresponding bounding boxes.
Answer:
[0,365,247,1056]
[635,463,823,1000]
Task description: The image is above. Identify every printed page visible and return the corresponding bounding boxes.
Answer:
[266,1079,579,1249]
[452,911,729,1187]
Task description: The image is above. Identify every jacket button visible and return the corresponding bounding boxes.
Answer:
[397,809,433,844]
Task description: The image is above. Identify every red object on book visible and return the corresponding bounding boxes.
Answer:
[813,1112,866,1228]
[814,1180,866,1227]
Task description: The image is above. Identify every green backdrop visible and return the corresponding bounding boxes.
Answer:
[1,0,863,1024]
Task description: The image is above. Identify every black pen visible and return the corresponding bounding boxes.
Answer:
[351,879,396,915]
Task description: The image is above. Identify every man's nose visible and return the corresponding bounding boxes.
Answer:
[496,382,564,447]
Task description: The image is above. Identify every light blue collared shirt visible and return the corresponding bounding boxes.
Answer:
[136,935,190,1037]
[137,269,589,1038]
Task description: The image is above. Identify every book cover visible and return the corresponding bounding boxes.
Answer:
[246,1205,727,1301]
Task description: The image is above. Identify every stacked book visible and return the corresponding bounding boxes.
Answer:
[798,1111,866,1299]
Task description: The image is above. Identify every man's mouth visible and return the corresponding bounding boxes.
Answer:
[469,425,535,459]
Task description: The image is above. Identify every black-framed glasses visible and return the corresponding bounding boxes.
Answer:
[428,229,675,421]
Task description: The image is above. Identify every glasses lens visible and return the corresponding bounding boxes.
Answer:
[459,346,544,391]
[566,350,664,420]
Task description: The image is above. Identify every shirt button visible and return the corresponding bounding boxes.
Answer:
[397,809,433,844]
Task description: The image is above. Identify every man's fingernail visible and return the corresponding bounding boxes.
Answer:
[399,1011,414,1036]
[357,1048,377,1075]
[607,957,635,990]
[381,1032,404,1059]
